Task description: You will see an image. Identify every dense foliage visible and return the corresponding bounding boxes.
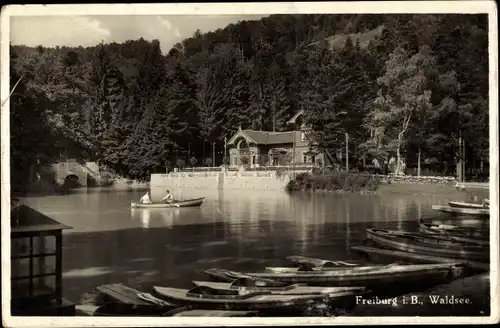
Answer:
[285,171,381,192]
[9,14,488,183]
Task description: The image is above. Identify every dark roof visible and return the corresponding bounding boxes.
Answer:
[11,205,72,234]
[241,130,296,145]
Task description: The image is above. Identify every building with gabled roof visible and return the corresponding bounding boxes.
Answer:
[227,110,327,167]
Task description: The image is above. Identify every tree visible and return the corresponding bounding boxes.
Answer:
[189,157,198,167]
[363,46,435,175]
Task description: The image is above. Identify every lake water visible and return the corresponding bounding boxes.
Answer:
[19,184,489,305]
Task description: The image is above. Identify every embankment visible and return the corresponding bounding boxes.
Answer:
[150,170,294,191]
[150,170,462,192]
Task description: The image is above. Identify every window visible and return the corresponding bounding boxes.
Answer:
[311,155,316,164]
[303,155,308,163]
[301,132,307,141]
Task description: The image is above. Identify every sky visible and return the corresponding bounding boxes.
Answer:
[10,14,268,54]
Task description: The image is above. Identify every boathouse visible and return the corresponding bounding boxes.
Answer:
[227,110,327,168]
[10,200,75,316]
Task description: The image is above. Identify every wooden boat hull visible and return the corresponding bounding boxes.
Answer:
[266,265,387,274]
[93,302,181,316]
[285,255,361,269]
[432,205,489,217]
[419,223,489,241]
[384,227,490,246]
[351,245,489,272]
[153,286,336,311]
[192,280,366,295]
[131,197,204,208]
[366,228,489,262]
[449,201,488,209]
[239,263,464,286]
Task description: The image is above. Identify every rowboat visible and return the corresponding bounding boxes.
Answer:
[94,284,181,316]
[366,228,489,262]
[484,199,490,205]
[233,263,465,286]
[96,283,177,307]
[152,286,334,311]
[285,255,361,269]
[448,201,488,209]
[265,265,387,274]
[192,278,366,295]
[204,268,288,286]
[93,302,185,316]
[419,222,489,241]
[351,245,490,272]
[379,227,490,247]
[432,205,489,217]
[131,197,204,208]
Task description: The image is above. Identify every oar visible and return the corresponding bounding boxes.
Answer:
[168,202,180,208]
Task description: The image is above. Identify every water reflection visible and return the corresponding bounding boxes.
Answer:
[18,184,492,303]
[130,207,181,229]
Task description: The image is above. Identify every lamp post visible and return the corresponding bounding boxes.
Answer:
[212,142,216,167]
[224,137,228,166]
[345,132,349,172]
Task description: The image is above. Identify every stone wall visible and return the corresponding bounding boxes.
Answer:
[150,169,293,191]
[384,174,457,185]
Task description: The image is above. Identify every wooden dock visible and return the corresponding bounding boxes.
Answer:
[351,246,489,271]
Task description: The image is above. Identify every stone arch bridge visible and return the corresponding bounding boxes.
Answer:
[51,160,100,187]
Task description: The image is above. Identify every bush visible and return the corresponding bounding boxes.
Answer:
[286,171,381,193]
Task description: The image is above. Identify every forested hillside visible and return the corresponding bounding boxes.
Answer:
[9,14,489,184]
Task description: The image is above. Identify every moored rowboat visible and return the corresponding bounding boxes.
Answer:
[432,205,489,217]
[419,222,489,241]
[131,197,205,208]
[265,264,388,274]
[192,278,366,295]
[152,286,335,311]
[366,228,489,262]
[448,201,488,209]
[376,228,489,246]
[235,263,465,286]
[93,302,184,316]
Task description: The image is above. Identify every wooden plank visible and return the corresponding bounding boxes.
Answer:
[75,305,99,316]
[96,284,150,305]
[171,310,258,317]
[351,246,489,271]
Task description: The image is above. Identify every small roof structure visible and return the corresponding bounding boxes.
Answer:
[286,109,304,125]
[11,204,72,235]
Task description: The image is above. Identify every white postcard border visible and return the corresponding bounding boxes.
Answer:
[1,1,498,326]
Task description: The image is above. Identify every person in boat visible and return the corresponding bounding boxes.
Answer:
[140,191,152,204]
[161,189,174,203]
